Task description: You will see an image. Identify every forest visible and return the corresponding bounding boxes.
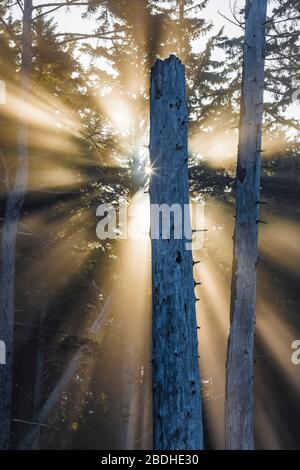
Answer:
[0,0,299,454]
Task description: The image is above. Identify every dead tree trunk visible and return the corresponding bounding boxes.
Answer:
[225,0,268,450]
[150,55,203,450]
[0,0,33,449]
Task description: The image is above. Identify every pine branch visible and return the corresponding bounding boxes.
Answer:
[265,15,300,25]
[266,109,300,131]
[0,16,19,43]
[267,31,300,39]
[184,2,205,14]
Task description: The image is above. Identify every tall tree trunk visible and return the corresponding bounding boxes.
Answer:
[120,340,138,449]
[225,0,268,450]
[177,0,185,57]
[31,300,48,449]
[150,55,203,450]
[0,0,33,449]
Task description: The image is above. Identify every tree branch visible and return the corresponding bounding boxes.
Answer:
[264,15,300,25]
[16,0,24,13]
[32,1,89,10]
[33,4,69,19]
[267,31,300,39]
[54,32,124,45]
[12,418,60,431]
[217,10,244,29]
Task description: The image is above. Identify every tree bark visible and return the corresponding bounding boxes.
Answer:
[0,0,33,449]
[225,0,268,450]
[150,55,203,450]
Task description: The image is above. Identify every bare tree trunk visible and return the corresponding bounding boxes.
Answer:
[120,341,138,449]
[0,0,33,449]
[177,0,185,57]
[31,300,48,449]
[225,0,268,450]
[18,294,112,450]
[150,55,203,450]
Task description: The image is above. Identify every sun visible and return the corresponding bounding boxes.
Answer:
[145,163,156,176]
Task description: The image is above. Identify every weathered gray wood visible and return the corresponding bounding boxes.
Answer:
[150,55,203,450]
[0,0,33,449]
[225,0,268,450]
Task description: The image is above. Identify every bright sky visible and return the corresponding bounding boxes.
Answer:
[204,0,244,35]
[54,0,244,49]
[40,0,246,69]
[12,2,245,78]
[18,1,245,44]
[11,0,300,121]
